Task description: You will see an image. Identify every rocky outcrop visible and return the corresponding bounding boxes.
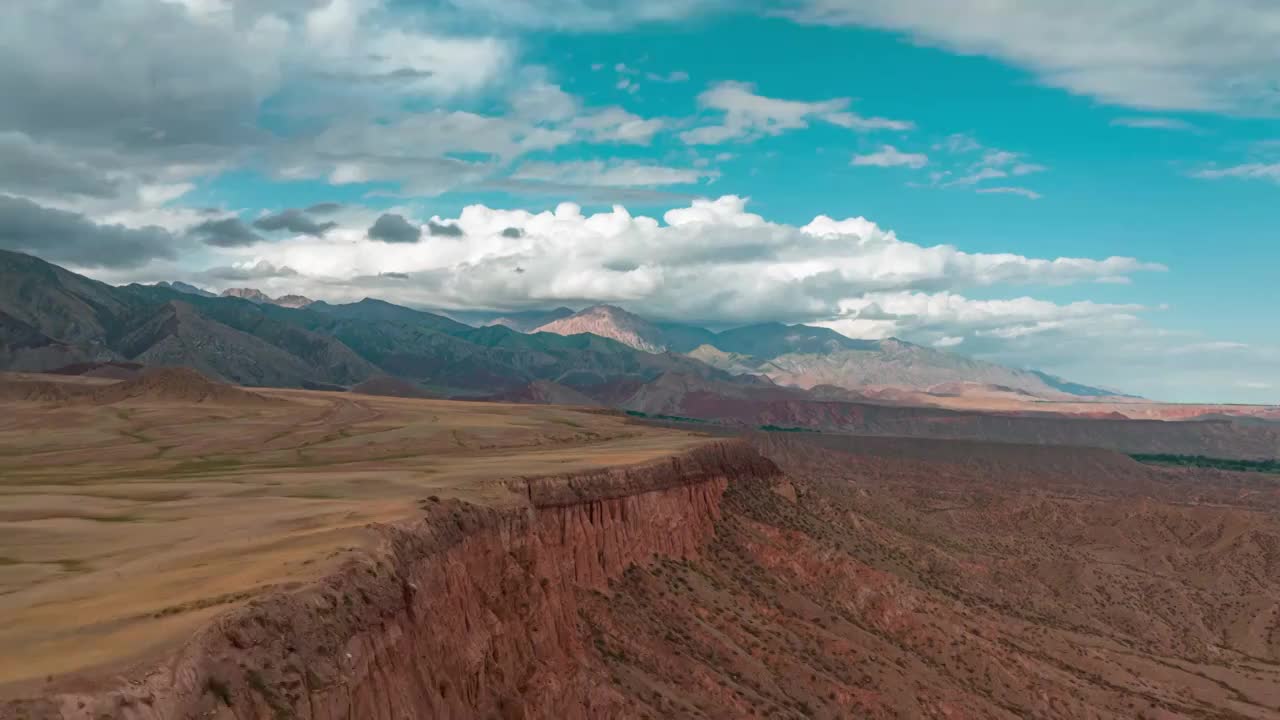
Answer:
[3,441,779,720]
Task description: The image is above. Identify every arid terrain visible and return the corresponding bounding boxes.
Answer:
[3,371,1279,719]
[0,369,707,694]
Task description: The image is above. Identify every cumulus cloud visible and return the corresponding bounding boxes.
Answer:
[302,0,512,97]
[852,145,928,169]
[0,194,178,269]
[427,220,465,237]
[224,195,1164,325]
[787,0,1280,113]
[197,259,299,282]
[367,213,422,243]
[680,81,912,145]
[253,208,339,237]
[189,217,265,248]
[816,291,1148,341]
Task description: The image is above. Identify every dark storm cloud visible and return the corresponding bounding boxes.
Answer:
[190,217,265,248]
[501,226,525,238]
[427,220,465,237]
[0,132,119,199]
[305,202,343,215]
[380,271,410,279]
[252,208,338,236]
[0,1,264,152]
[367,213,422,243]
[0,194,176,268]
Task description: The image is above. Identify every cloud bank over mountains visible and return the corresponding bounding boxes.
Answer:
[0,0,1273,402]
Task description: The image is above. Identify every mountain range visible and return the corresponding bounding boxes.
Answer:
[0,249,1125,402]
[5,249,1278,459]
[528,303,1125,399]
[0,249,727,397]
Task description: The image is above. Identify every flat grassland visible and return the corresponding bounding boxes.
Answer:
[0,372,706,690]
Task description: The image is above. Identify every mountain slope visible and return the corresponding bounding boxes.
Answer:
[0,251,752,401]
[533,304,672,353]
[0,249,151,349]
[221,287,315,308]
[748,338,1064,395]
[482,307,574,332]
[524,302,1123,399]
[154,281,215,298]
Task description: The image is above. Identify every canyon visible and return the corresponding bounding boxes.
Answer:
[3,371,1279,719]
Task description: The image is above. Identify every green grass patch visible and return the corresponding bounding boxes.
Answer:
[624,410,711,424]
[758,424,819,433]
[169,458,244,475]
[1130,453,1280,474]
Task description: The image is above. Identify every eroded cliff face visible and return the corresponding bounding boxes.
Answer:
[5,441,779,720]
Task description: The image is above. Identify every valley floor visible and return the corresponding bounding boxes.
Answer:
[2,372,1279,719]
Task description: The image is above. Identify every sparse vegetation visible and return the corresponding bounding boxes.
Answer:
[204,676,232,706]
[758,424,818,433]
[1130,453,1280,474]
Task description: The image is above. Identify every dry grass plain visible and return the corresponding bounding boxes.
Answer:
[0,371,707,692]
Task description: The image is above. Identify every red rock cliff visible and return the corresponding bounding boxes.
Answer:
[5,440,779,720]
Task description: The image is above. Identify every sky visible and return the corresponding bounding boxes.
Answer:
[0,0,1277,403]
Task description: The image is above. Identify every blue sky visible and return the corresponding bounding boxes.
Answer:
[1,1,1276,402]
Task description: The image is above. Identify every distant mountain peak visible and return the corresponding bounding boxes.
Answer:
[483,306,575,333]
[219,287,314,308]
[220,287,273,303]
[534,304,670,354]
[155,281,215,298]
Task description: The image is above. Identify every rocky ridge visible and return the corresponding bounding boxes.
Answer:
[0,441,779,720]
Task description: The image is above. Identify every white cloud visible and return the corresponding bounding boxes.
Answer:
[934,134,982,153]
[680,81,913,145]
[511,160,718,187]
[1192,163,1280,183]
[1111,117,1198,131]
[787,0,1280,114]
[435,0,723,30]
[570,107,666,144]
[926,140,1047,194]
[302,0,511,96]
[946,167,1007,187]
[818,291,1148,341]
[510,80,580,121]
[191,195,1164,327]
[852,145,928,169]
[975,187,1042,200]
[646,70,690,83]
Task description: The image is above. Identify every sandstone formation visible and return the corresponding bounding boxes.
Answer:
[1,442,780,720]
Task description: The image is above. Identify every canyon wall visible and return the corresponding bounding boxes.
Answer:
[4,440,780,720]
